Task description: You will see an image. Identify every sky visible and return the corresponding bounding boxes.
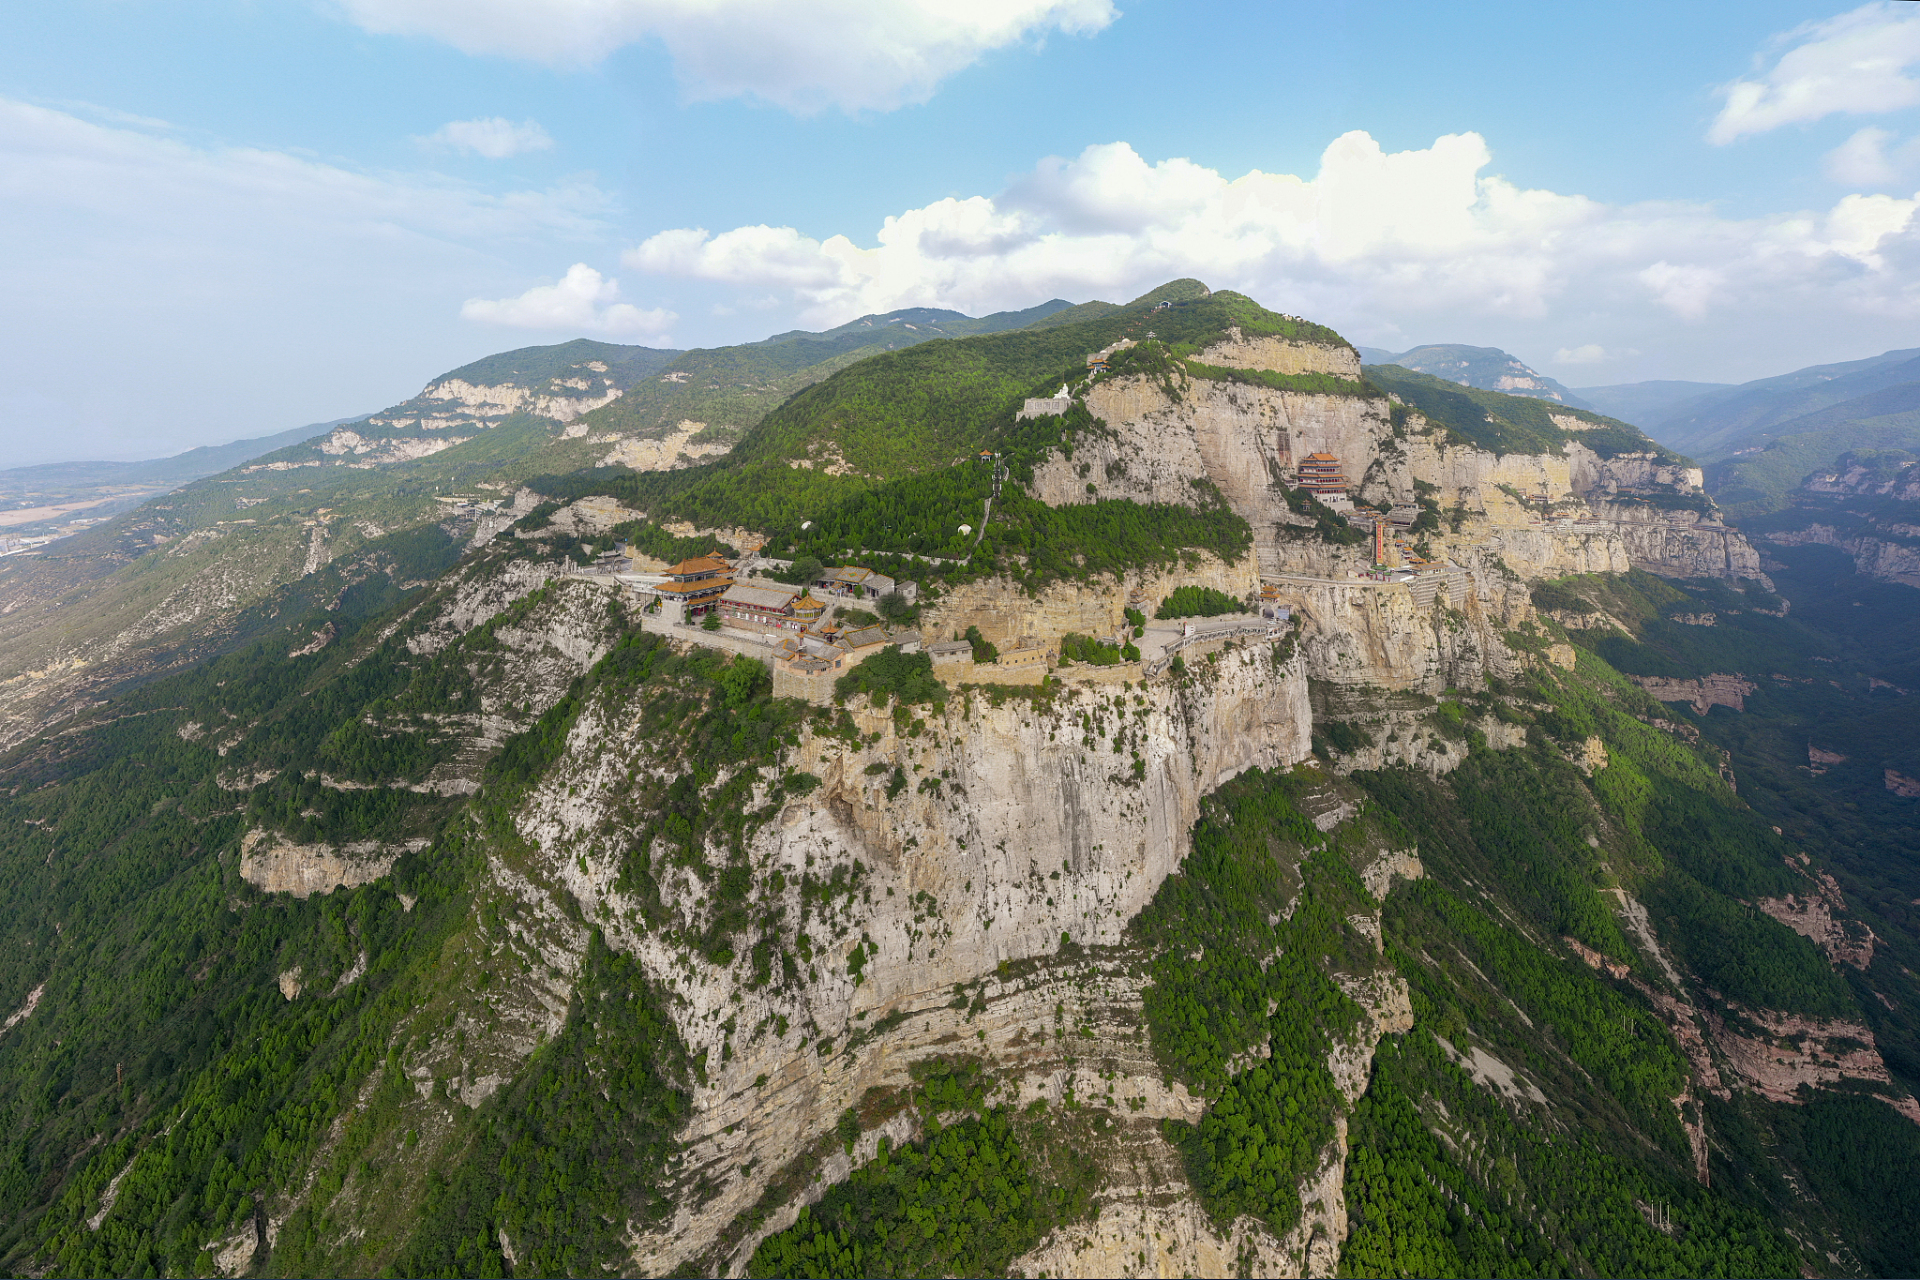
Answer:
[7,1,1920,464]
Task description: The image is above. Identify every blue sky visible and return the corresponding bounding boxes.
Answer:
[6,0,1920,463]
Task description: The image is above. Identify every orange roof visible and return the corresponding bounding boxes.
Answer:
[663,554,729,577]
[1302,452,1338,462]
[655,575,733,597]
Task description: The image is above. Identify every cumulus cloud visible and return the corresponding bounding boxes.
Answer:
[421,117,554,158]
[1710,2,1920,144]
[461,264,675,336]
[1552,345,1610,365]
[623,132,1920,344]
[336,0,1115,113]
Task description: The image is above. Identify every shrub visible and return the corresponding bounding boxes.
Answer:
[835,647,946,708]
[1156,585,1241,620]
[963,625,998,664]
[1060,633,1124,666]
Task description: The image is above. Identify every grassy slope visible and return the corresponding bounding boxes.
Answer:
[434,338,681,389]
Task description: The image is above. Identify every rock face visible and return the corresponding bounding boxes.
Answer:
[443,636,1318,1274]
[1023,362,1763,707]
[1757,891,1877,970]
[921,552,1259,651]
[597,421,732,471]
[238,829,402,899]
[1709,1004,1919,1122]
[1764,522,1920,589]
[1033,366,1760,592]
[316,427,469,466]
[1627,673,1757,714]
[1194,330,1363,378]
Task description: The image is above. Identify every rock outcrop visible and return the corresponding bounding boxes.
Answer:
[238,829,409,899]
[1628,673,1757,714]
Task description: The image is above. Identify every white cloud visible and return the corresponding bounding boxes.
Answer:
[1827,125,1899,183]
[421,117,554,158]
[0,97,618,464]
[336,0,1116,113]
[1710,2,1920,145]
[624,132,1920,343]
[1552,345,1610,365]
[461,264,675,336]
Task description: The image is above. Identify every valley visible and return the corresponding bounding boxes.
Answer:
[0,282,1915,1279]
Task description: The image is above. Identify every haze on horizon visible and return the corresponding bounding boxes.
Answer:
[5,0,1920,466]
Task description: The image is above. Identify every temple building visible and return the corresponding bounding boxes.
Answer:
[651,555,733,616]
[1295,453,1348,494]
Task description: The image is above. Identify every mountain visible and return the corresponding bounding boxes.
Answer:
[1360,342,1591,407]
[1571,379,1733,428]
[574,300,1076,453]
[0,419,356,541]
[0,303,1090,751]
[1705,381,1920,519]
[1645,347,1920,459]
[1739,447,1920,589]
[367,338,683,432]
[0,419,351,498]
[1572,347,1920,529]
[1,281,1918,1279]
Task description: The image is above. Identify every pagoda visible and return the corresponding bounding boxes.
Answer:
[1296,453,1348,494]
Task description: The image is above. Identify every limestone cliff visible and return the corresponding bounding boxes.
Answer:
[1028,365,1746,699]
[1029,364,1760,598]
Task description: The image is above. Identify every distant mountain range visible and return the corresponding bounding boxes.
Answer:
[0,418,355,499]
[1568,380,1733,428]
[1570,348,1920,519]
[1357,343,1589,407]
[0,301,1088,539]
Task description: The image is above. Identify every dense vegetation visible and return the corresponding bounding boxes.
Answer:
[834,647,946,708]
[610,516,737,564]
[1131,770,1375,1236]
[1706,386,1920,517]
[1058,632,1134,665]
[747,1063,1096,1279]
[1341,1034,1797,1278]
[534,284,1332,550]
[574,300,1074,444]
[426,338,678,393]
[1368,363,1686,462]
[1155,585,1243,619]
[383,933,691,1278]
